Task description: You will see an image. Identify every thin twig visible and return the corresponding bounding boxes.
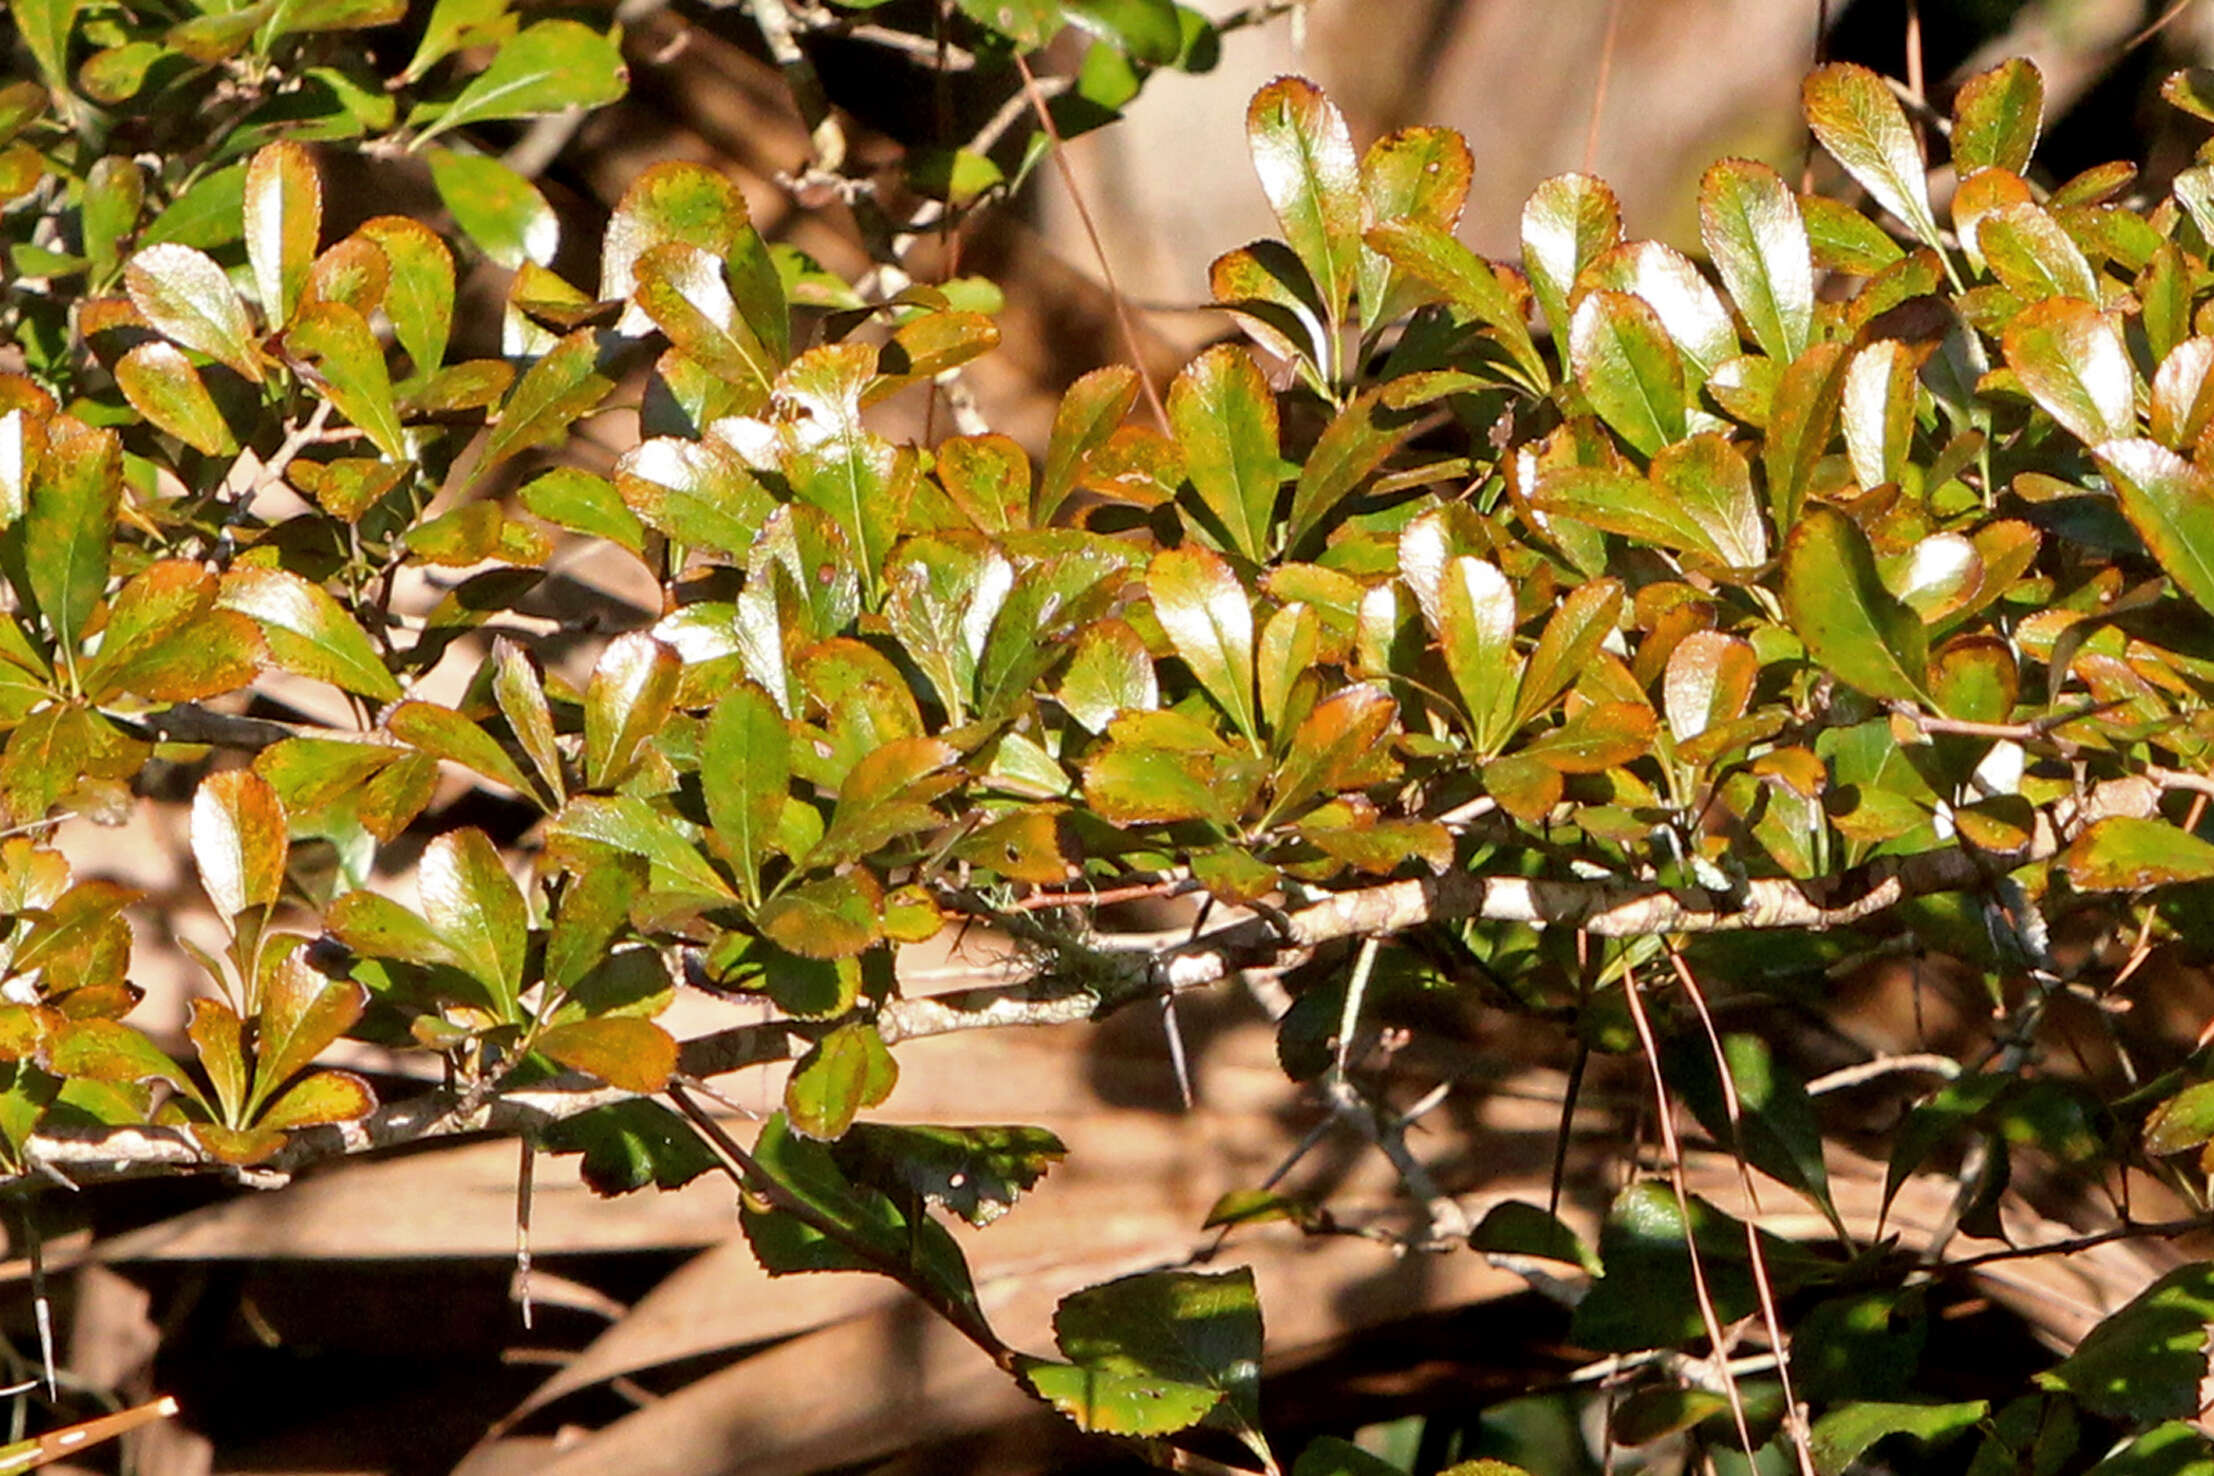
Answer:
[1011,52,1171,432]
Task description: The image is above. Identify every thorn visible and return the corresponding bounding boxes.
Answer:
[514,1137,536,1332]
[23,1208,52,1400]
[1162,992,1194,1111]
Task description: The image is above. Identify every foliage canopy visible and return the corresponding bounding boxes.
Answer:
[5,0,2214,1472]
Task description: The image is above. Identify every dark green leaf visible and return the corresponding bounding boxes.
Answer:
[1811,1402,1989,1476]
[2043,1263,2214,1422]
[1169,344,1280,561]
[1782,507,1927,702]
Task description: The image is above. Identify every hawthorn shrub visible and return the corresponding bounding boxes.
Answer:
[7,0,2214,1471]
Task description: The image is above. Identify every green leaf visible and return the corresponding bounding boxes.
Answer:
[14,0,78,95]
[115,342,233,456]
[1570,289,1686,458]
[1515,577,1624,728]
[582,632,678,792]
[81,155,141,281]
[484,328,614,470]
[2093,439,2214,616]
[1699,157,1814,364]
[1288,388,1418,549]
[518,466,645,556]
[387,699,535,798]
[1058,618,1157,735]
[1039,366,1138,525]
[785,1020,898,1140]
[554,794,737,908]
[1363,218,1545,391]
[19,416,120,657]
[1062,0,1180,64]
[631,241,775,403]
[218,567,401,701]
[2143,1080,2214,1157]
[243,141,320,328]
[1357,124,1473,332]
[1054,1267,1267,1461]
[417,827,527,1019]
[143,162,248,251]
[188,996,249,1125]
[1437,556,1519,753]
[1979,203,2098,304]
[779,345,910,590]
[536,1017,677,1094]
[701,683,788,906]
[2061,817,2214,891]
[2044,1263,2214,1422]
[1763,340,1850,531]
[543,1098,713,1196]
[1570,1182,1825,1350]
[953,0,1061,48]
[1782,507,1928,702]
[400,0,515,82]
[1953,58,2044,176]
[1469,1200,1600,1273]
[251,947,366,1114]
[1149,545,1257,747]
[1671,1032,1841,1234]
[410,19,627,147]
[125,244,262,382]
[1022,1360,1222,1437]
[1841,340,1918,490]
[1803,62,1943,250]
[1247,76,1363,323]
[612,434,774,557]
[835,1123,1065,1228]
[1810,1401,1988,1476]
[190,770,287,922]
[427,148,556,269]
[1169,345,1280,562]
[359,216,455,376]
[287,301,405,462]
[1520,171,1621,344]
[1583,240,1738,385]
[2087,1424,2214,1476]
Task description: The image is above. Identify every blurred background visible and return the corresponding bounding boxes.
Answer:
[19,2,2214,1473]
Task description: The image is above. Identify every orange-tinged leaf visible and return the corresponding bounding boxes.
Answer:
[256,1069,374,1131]
[1039,366,1139,526]
[114,341,232,455]
[2061,817,2214,891]
[1270,682,1398,818]
[1663,631,1758,743]
[1247,76,1363,321]
[1841,339,1918,490]
[359,215,455,377]
[190,770,287,922]
[758,872,881,959]
[1803,62,1943,250]
[218,566,401,701]
[125,243,263,381]
[1977,202,2096,303]
[1953,58,2044,176]
[253,946,367,1111]
[2005,297,2134,446]
[537,1017,677,1094]
[243,140,320,328]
